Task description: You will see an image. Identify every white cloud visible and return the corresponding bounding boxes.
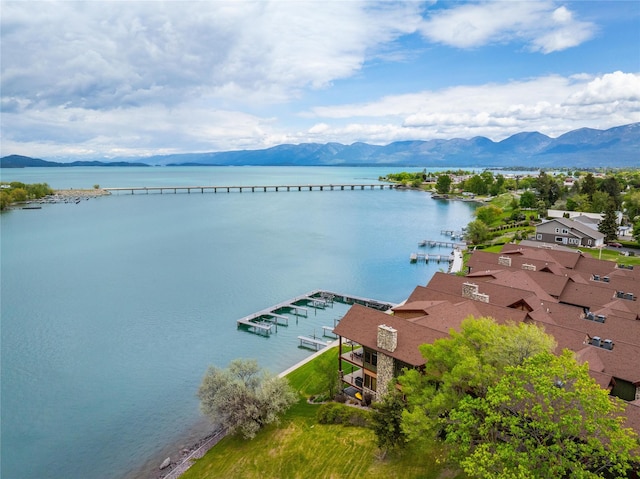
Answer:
[419,1,595,53]
[302,72,640,143]
[0,1,422,110]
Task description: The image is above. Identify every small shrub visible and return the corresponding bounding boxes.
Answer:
[316,402,371,427]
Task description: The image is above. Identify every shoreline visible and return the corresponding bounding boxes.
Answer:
[142,342,341,479]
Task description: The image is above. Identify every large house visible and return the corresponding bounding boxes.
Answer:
[535,217,605,247]
[333,243,640,433]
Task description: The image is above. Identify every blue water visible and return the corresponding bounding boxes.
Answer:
[0,167,475,479]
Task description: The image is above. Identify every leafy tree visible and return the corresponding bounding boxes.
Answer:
[565,193,591,212]
[464,220,490,244]
[599,175,622,208]
[633,220,640,245]
[623,191,640,222]
[446,350,639,479]
[581,172,597,199]
[315,349,341,400]
[10,187,27,202]
[198,359,297,439]
[519,190,536,208]
[435,174,452,195]
[401,318,556,443]
[474,205,503,226]
[535,172,560,207]
[598,200,619,243]
[371,387,407,456]
[489,174,505,196]
[518,176,535,191]
[464,175,488,195]
[591,190,612,213]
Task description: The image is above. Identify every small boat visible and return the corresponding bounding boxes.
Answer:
[418,240,427,247]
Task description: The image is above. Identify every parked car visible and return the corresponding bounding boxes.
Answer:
[607,242,623,248]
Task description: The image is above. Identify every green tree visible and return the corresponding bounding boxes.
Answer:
[446,350,639,479]
[464,175,488,195]
[489,174,505,196]
[464,220,490,244]
[598,200,619,243]
[474,205,503,226]
[591,190,611,213]
[401,318,556,443]
[519,190,536,208]
[315,349,341,400]
[198,359,297,439]
[623,191,640,222]
[633,220,640,245]
[435,174,452,195]
[535,172,560,207]
[580,172,597,199]
[599,175,622,208]
[371,387,407,457]
[566,193,591,212]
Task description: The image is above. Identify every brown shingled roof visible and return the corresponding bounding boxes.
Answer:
[333,304,447,366]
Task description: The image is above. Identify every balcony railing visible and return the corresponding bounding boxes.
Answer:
[340,348,363,367]
[341,371,363,390]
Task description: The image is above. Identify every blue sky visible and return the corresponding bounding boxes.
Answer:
[1,0,639,160]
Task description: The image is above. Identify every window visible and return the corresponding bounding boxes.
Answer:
[555,236,563,243]
[536,234,542,240]
[364,373,377,391]
[363,349,377,370]
[562,228,569,234]
[555,228,560,233]
[588,239,592,245]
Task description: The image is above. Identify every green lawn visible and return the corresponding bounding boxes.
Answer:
[181,347,465,479]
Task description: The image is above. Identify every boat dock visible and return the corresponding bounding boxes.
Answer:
[104,184,395,195]
[410,252,455,264]
[297,335,330,350]
[417,239,467,249]
[236,290,395,336]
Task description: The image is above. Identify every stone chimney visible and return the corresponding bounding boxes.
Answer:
[462,282,479,299]
[498,256,512,267]
[377,324,397,352]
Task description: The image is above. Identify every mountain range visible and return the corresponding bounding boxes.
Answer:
[2,123,638,168]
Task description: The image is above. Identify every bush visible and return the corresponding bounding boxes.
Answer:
[316,402,371,427]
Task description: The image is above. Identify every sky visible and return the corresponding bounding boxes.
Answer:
[1,0,639,161]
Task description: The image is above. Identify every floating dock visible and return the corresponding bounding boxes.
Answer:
[236,290,394,336]
[417,239,466,249]
[410,252,455,264]
[297,335,331,350]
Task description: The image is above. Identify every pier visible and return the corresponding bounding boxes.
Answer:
[104,184,395,195]
[417,239,467,249]
[236,290,394,336]
[410,252,455,264]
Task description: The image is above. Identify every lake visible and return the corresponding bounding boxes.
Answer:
[0,166,476,479]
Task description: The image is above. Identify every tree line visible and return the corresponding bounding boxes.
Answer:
[0,182,54,210]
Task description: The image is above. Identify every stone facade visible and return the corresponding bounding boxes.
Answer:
[498,256,512,267]
[377,324,397,352]
[462,282,490,303]
[462,282,479,299]
[375,352,394,398]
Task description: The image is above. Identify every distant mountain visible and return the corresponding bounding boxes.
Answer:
[0,155,150,168]
[2,123,638,168]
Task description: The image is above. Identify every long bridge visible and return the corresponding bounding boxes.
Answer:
[104,184,396,194]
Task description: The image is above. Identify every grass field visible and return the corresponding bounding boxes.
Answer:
[181,347,465,479]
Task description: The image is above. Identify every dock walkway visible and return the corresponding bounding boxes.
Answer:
[236,290,394,336]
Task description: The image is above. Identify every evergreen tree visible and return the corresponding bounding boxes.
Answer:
[598,200,619,243]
